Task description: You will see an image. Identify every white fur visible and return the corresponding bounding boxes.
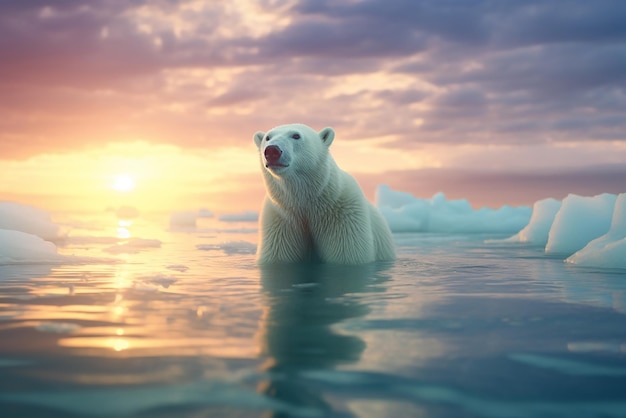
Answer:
[253,123,396,265]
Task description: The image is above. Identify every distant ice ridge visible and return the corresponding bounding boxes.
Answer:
[376,185,532,234]
[169,208,259,229]
[169,209,214,228]
[502,193,625,270]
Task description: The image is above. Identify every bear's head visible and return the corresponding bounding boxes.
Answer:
[253,124,335,178]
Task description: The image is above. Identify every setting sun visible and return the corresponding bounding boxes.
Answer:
[112,174,136,193]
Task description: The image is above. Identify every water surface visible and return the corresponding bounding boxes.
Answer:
[1,214,625,417]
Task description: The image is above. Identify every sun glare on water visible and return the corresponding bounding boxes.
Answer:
[112,174,136,193]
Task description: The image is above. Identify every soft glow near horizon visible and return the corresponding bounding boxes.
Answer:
[0,1,624,214]
[113,174,136,193]
[1,138,626,213]
[0,142,263,213]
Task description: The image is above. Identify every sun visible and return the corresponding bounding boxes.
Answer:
[112,174,136,193]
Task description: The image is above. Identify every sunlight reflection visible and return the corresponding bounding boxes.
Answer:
[112,338,129,352]
[111,293,127,320]
[116,214,133,239]
[116,227,131,239]
[57,336,259,357]
[112,306,125,317]
[114,271,131,289]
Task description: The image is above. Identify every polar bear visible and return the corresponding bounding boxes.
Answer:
[253,123,395,265]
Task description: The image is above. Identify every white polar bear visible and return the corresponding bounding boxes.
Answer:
[253,123,396,265]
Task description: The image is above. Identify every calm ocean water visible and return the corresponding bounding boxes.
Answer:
[1,213,626,417]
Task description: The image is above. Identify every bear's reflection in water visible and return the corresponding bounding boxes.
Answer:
[257,262,392,417]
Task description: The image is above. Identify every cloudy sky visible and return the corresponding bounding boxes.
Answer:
[1,0,625,213]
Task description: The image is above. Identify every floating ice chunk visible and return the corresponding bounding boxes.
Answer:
[376,185,531,233]
[197,240,257,255]
[545,193,617,256]
[566,193,626,269]
[219,211,259,223]
[503,198,562,245]
[36,322,81,334]
[0,229,63,264]
[135,273,177,289]
[169,211,198,228]
[170,208,216,228]
[166,264,189,272]
[198,208,214,218]
[0,202,61,240]
[66,236,119,245]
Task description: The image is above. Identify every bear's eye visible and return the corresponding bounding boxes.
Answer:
[292,133,301,140]
[266,135,271,141]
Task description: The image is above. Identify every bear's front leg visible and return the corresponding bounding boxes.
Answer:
[257,198,312,264]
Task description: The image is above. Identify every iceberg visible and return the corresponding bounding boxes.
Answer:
[503,198,562,246]
[545,193,617,256]
[376,185,531,234]
[0,229,63,264]
[566,194,626,269]
[0,201,61,240]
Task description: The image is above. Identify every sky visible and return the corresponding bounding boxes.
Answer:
[1,0,625,214]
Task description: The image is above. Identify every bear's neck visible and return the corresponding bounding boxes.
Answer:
[264,156,340,213]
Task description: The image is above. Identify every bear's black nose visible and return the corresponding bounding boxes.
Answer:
[264,145,282,164]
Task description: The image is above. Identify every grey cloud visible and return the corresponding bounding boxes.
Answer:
[208,88,267,107]
[294,0,490,45]
[450,44,626,97]
[251,17,428,59]
[1,0,626,159]
[374,89,431,106]
[294,0,626,48]
[493,1,626,47]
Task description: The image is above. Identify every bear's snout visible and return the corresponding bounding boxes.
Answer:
[264,145,283,166]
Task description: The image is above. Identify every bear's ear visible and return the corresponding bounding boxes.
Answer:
[253,131,265,148]
[319,127,335,147]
